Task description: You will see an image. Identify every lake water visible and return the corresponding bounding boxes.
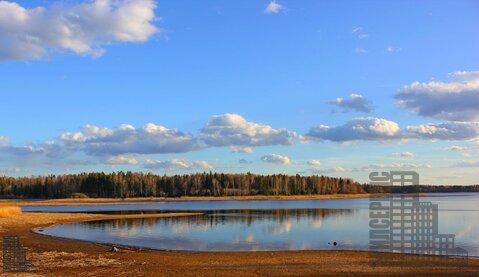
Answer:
[26,193,479,255]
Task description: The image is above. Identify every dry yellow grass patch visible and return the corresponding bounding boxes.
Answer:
[30,251,129,268]
[0,206,22,217]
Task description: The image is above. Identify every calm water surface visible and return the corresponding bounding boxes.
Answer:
[27,193,479,255]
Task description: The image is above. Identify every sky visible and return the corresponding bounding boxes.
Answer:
[0,0,478,184]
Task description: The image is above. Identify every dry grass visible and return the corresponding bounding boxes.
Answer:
[29,250,129,268]
[0,206,22,217]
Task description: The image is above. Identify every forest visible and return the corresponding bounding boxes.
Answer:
[0,171,363,199]
[0,171,477,199]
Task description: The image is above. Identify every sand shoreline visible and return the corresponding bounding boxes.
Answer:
[1,198,478,276]
[1,193,385,207]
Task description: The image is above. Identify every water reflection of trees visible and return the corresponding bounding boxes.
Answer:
[83,208,355,233]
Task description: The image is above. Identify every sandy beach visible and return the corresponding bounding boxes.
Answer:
[0,193,384,207]
[0,196,477,276]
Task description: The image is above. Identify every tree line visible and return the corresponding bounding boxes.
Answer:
[1,171,477,199]
[0,171,363,199]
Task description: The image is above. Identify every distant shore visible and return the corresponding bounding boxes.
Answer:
[0,205,477,276]
[1,193,387,207]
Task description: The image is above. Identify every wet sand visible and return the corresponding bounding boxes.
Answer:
[0,198,477,276]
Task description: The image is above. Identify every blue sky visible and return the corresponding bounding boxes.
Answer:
[1,0,478,184]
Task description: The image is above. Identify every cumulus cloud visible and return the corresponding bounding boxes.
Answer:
[304,117,402,142]
[329,94,373,113]
[406,122,479,140]
[52,114,297,159]
[260,154,291,165]
[264,1,284,14]
[0,138,64,159]
[452,71,479,80]
[200,114,296,148]
[395,71,479,121]
[391,151,415,158]
[145,159,213,171]
[0,0,158,61]
[3,145,44,156]
[307,160,321,167]
[105,155,138,165]
[60,123,200,156]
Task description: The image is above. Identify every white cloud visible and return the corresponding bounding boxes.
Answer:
[354,47,367,54]
[60,123,200,156]
[391,151,415,158]
[4,145,44,156]
[352,26,363,33]
[352,26,368,39]
[360,163,431,171]
[105,155,138,165]
[387,46,402,53]
[311,167,352,174]
[304,117,402,142]
[452,160,479,168]
[260,154,291,165]
[407,122,479,140]
[59,132,87,142]
[200,113,296,148]
[39,114,298,160]
[307,160,321,167]
[82,124,115,137]
[395,71,479,121]
[0,0,158,61]
[0,139,64,159]
[0,136,10,147]
[145,159,213,171]
[265,1,284,14]
[446,145,467,151]
[309,163,430,174]
[443,145,477,158]
[452,71,479,80]
[329,93,373,113]
[231,146,254,153]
